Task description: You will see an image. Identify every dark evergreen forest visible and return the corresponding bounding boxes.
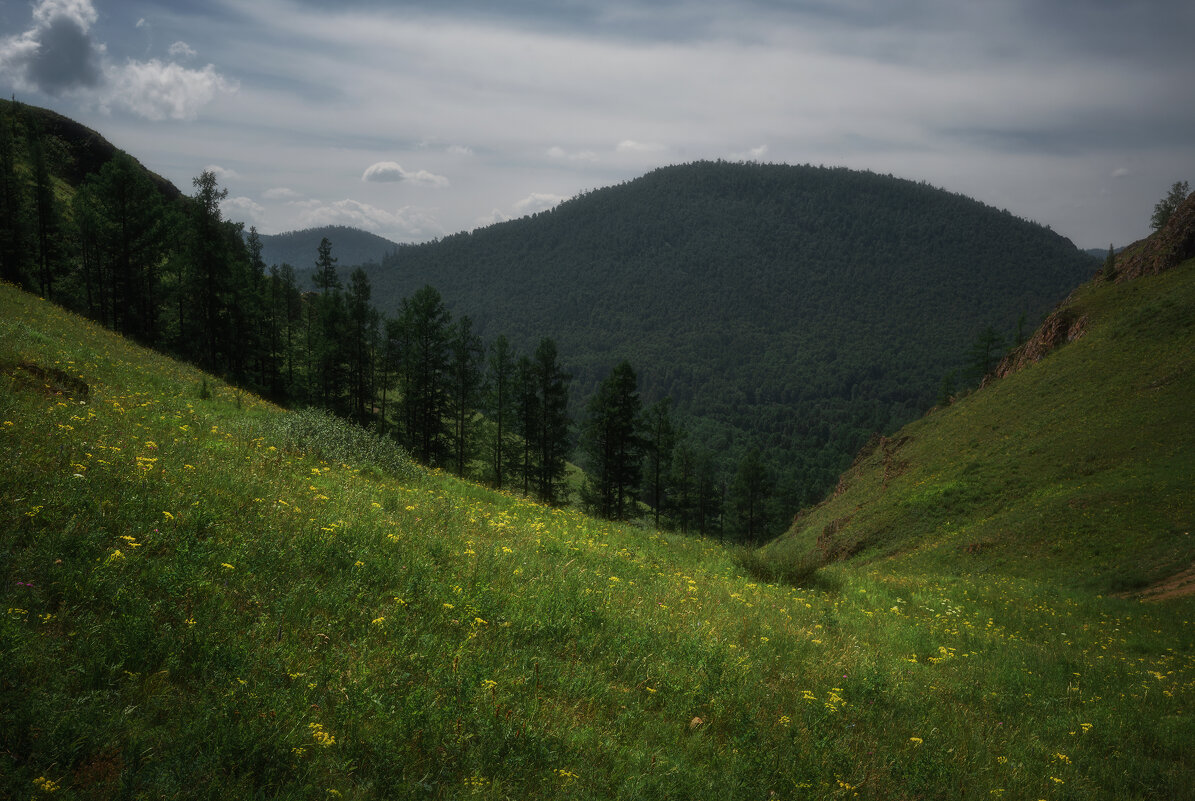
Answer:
[0,100,1097,541]
[357,161,1097,511]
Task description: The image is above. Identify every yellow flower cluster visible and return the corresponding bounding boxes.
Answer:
[309,722,336,747]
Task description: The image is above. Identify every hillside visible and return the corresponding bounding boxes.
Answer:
[765,195,1195,597]
[3,280,1193,799]
[366,161,1097,505]
[0,99,179,201]
[256,225,400,272]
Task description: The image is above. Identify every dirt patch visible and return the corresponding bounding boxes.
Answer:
[817,515,859,562]
[5,361,90,402]
[1132,561,1195,602]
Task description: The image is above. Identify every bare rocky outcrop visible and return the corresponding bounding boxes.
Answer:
[1113,192,1195,283]
[993,192,1195,381]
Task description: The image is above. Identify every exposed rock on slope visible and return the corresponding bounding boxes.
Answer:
[994,192,1195,380]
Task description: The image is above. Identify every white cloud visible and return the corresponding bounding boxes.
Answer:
[0,0,103,95]
[446,145,474,157]
[616,140,667,154]
[1112,167,1131,179]
[225,195,265,223]
[104,59,236,121]
[730,144,769,161]
[169,41,197,60]
[0,0,231,119]
[295,198,445,241]
[263,186,301,200]
[548,146,598,162]
[362,161,450,187]
[32,0,96,29]
[514,192,567,215]
[203,164,241,182]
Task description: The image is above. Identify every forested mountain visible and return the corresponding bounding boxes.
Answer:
[2,96,1098,537]
[766,192,1195,595]
[256,226,398,273]
[363,162,1097,506]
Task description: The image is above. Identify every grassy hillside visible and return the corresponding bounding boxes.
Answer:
[366,161,1096,504]
[2,282,1192,799]
[765,248,1195,598]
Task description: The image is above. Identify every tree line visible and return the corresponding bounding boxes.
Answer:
[1,101,785,541]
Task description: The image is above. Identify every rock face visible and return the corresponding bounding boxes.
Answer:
[993,307,1088,380]
[993,192,1195,381]
[1114,192,1195,282]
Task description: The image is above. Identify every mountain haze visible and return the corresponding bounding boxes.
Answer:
[256,226,399,273]
[363,161,1097,503]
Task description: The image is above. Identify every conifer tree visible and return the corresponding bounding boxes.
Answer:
[397,286,452,466]
[515,354,540,497]
[642,398,676,529]
[580,361,643,520]
[448,314,484,477]
[729,448,773,543]
[485,335,517,489]
[533,338,572,505]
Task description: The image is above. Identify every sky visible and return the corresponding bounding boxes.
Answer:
[2,0,1193,250]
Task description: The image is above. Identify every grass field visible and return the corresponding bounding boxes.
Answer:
[2,280,1192,799]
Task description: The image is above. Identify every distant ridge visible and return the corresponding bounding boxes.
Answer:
[255,226,399,272]
[363,160,1097,506]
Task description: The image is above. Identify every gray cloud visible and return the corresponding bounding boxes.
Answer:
[0,4,104,95]
[0,0,233,119]
[362,161,449,187]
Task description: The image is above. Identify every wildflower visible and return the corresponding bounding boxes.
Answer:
[309,722,336,746]
[1050,777,1065,784]
[371,617,386,626]
[163,510,174,520]
[221,563,235,570]
[481,679,497,691]
[909,736,924,746]
[33,776,60,793]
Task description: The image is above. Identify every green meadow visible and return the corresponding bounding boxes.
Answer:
[2,277,1193,799]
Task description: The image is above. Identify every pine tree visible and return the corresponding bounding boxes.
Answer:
[312,236,340,293]
[515,354,540,497]
[642,398,676,529]
[580,361,643,520]
[729,448,773,543]
[397,286,452,466]
[485,335,517,489]
[533,338,571,505]
[346,268,378,424]
[448,315,484,477]
[0,101,27,286]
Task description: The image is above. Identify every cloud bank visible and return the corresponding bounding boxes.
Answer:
[0,0,233,120]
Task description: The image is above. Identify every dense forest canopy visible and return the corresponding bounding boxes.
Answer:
[0,99,1097,539]
[360,161,1097,506]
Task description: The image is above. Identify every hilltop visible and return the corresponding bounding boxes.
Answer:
[765,193,1195,597]
[255,226,400,272]
[362,161,1097,506]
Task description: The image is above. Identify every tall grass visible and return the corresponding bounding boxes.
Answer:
[2,283,1193,799]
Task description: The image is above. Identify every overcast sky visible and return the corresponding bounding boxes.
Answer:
[3,0,1193,249]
